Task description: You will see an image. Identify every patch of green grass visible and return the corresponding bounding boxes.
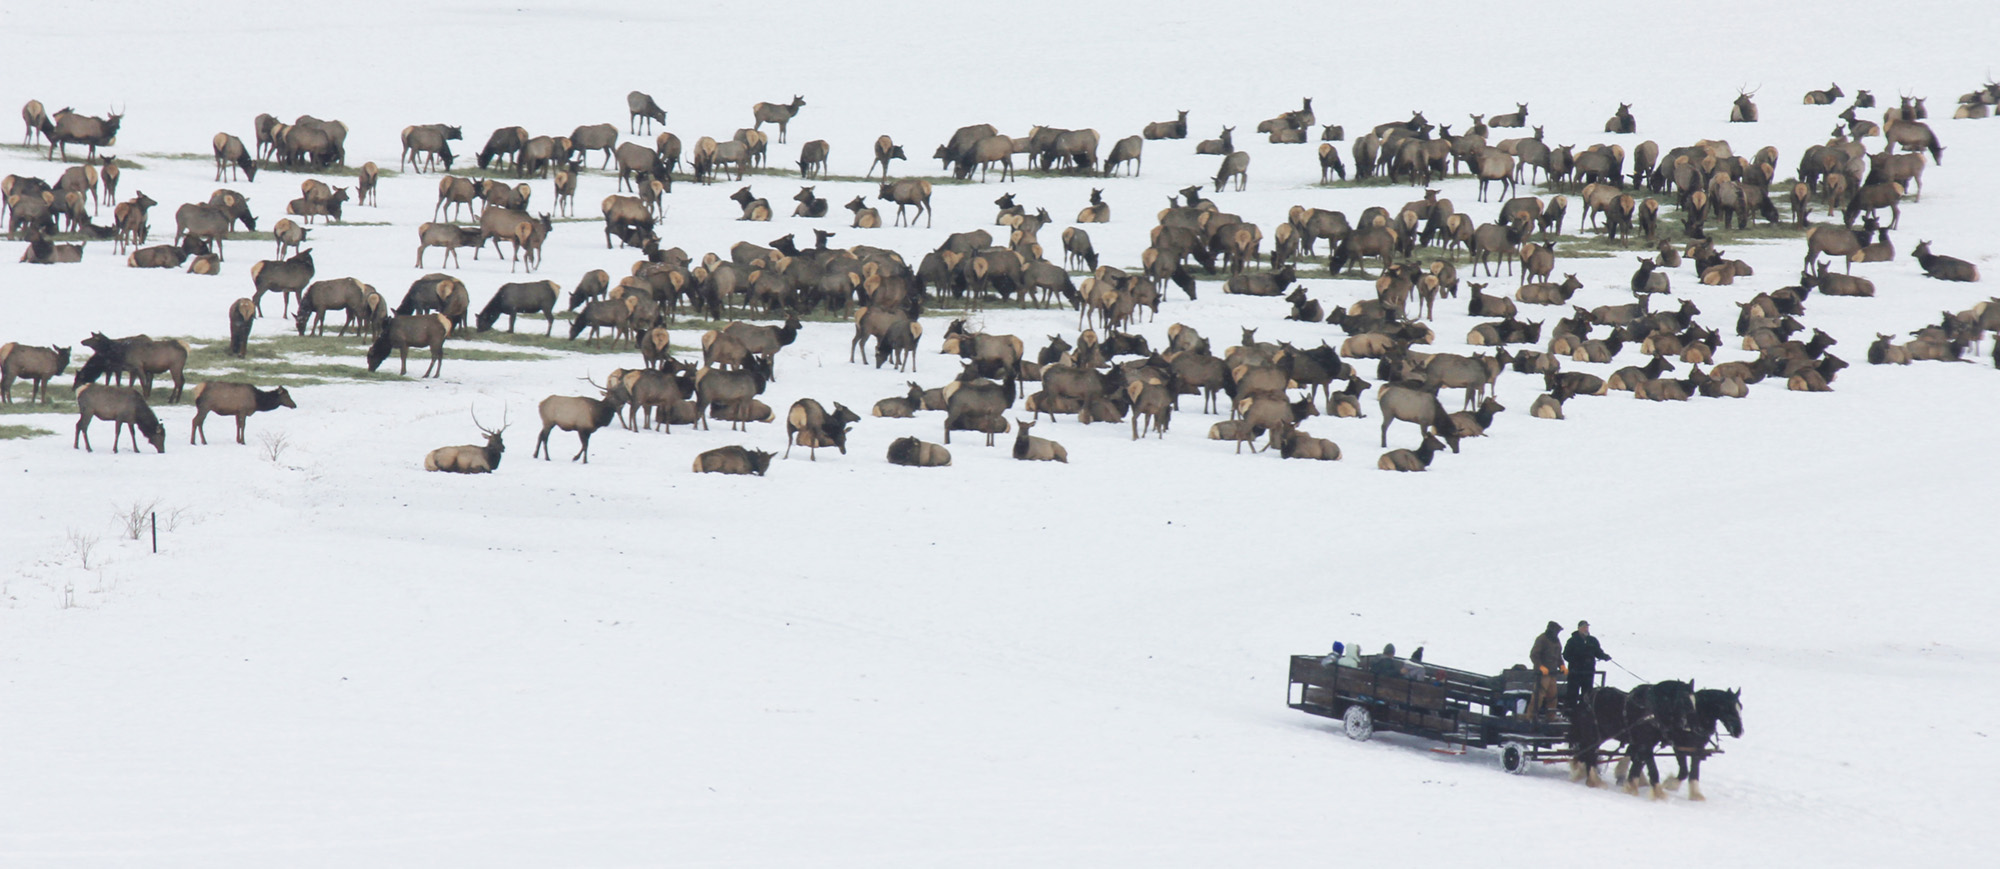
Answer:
[0,143,142,169]
[247,160,399,179]
[325,220,390,227]
[0,386,75,415]
[0,423,53,440]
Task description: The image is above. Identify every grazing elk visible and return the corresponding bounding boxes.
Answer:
[400,123,460,173]
[868,135,906,179]
[225,297,256,357]
[189,382,295,445]
[73,384,165,454]
[212,132,257,182]
[797,139,830,178]
[366,314,452,377]
[476,281,561,334]
[1105,135,1143,177]
[1213,151,1250,191]
[752,95,806,142]
[1378,383,1461,451]
[426,409,508,473]
[251,248,315,317]
[692,445,775,475]
[568,123,619,169]
[627,90,667,133]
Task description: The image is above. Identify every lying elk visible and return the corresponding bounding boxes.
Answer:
[1144,110,1189,140]
[1194,126,1234,156]
[1012,418,1068,463]
[692,445,774,475]
[793,186,828,218]
[887,436,951,467]
[752,95,806,143]
[1803,83,1844,105]
[189,382,295,445]
[1914,241,1979,282]
[846,196,881,228]
[366,313,451,377]
[212,132,257,182]
[1490,102,1529,128]
[1729,88,1759,123]
[1379,433,1446,472]
[534,384,624,463]
[426,408,508,473]
[73,384,164,453]
[0,343,69,403]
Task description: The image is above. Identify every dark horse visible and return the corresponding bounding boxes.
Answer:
[1663,688,1744,801]
[1568,681,1697,798]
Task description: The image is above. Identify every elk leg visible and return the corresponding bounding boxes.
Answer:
[191,410,206,445]
[235,414,247,445]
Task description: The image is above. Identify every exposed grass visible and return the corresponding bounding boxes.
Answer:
[0,143,143,169]
[0,387,75,415]
[325,220,391,227]
[735,166,978,186]
[247,160,399,179]
[0,423,53,440]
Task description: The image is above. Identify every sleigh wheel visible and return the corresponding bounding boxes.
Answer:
[1501,741,1530,774]
[1343,705,1373,741]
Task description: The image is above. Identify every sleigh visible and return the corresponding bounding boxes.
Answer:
[1287,654,1571,773]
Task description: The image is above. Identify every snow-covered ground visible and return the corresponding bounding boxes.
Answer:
[3,2,1997,865]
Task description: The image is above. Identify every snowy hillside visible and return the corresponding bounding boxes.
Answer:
[2,1,1997,865]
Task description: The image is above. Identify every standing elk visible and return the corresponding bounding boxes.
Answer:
[1213,151,1249,191]
[752,95,806,142]
[272,217,307,259]
[43,108,122,161]
[426,410,508,473]
[400,123,460,173]
[1378,383,1461,451]
[627,90,666,134]
[880,179,933,227]
[251,248,315,317]
[534,385,624,463]
[477,280,561,334]
[21,99,48,145]
[366,314,451,377]
[694,357,772,431]
[784,398,860,459]
[73,384,164,454]
[212,132,257,182]
[868,134,906,178]
[798,139,830,178]
[189,382,295,445]
[568,123,619,169]
[0,343,70,403]
[1105,135,1143,177]
[174,201,236,261]
[227,298,255,357]
[415,222,481,268]
[295,277,376,337]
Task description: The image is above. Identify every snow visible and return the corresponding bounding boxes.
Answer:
[3,1,1998,864]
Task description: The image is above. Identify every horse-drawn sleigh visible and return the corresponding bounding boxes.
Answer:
[1287,651,1742,798]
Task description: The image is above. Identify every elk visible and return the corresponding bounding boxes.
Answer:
[627,90,667,134]
[400,123,460,173]
[476,208,551,272]
[264,217,306,259]
[1105,135,1143,177]
[1127,380,1173,440]
[793,185,828,218]
[109,190,156,252]
[868,135,906,178]
[1274,424,1341,461]
[880,179,933,227]
[21,99,48,145]
[1012,418,1068,462]
[957,135,1016,181]
[426,408,508,473]
[1913,241,1979,282]
[1144,110,1189,140]
[1077,188,1110,223]
[726,186,771,222]
[694,357,772,431]
[797,139,830,178]
[601,194,657,249]
[1604,103,1636,134]
[73,384,164,453]
[567,123,619,168]
[1378,383,1461,451]
[534,385,624,463]
[1729,88,1759,123]
[1804,222,1870,271]
[43,108,122,161]
[212,132,257,182]
[943,373,1016,445]
[412,222,479,269]
[873,382,925,418]
[692,445,775,475]
[174,201,236,260]
[1378,433,1446,472]
[886,436,951,467]
[846,196,882,228]
[250,248,315,317]
[366,314,451,377]
[292,277,374,337]
[1474,148,1516,202]
[751,95,806,142]
[784,398,859,460]
[1490,103,1529,128]
[188,382,295,445]
[476,281,561,334]
[1213,151,1250,191]
[0,343,69,403]
[1194,126,1234,156]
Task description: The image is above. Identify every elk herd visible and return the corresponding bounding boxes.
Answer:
[4,78,1994,478]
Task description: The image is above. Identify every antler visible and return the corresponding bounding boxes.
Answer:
[582,372,608,392]
[472,404,493,435]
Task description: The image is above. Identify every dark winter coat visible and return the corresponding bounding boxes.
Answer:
[1530,623,1564,674]
[1564,633,1610,676]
